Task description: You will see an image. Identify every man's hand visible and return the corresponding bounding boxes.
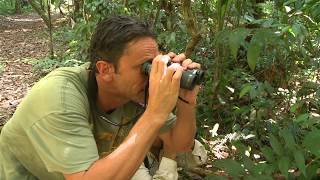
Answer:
[167,52,201,105]
[146,55,183,121]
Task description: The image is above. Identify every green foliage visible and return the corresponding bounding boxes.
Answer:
[24,57,83,75]
[0,0,33,15]
[229,28,250,60]
[0,0,15,14]
[213,122,320,179]
[24,0,320,178]
[303,129,320,157]
[214,158,246,177]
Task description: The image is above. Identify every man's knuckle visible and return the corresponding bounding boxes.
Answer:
[172,76,180,81]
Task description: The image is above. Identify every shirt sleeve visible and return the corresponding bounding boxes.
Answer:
[26,111,99,174]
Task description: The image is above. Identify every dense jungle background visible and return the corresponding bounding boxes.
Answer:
[0,0,319,179]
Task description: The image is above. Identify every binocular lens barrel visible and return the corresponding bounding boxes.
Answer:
[141,61,204,90]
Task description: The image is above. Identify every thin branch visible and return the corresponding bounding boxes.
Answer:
[27,0,50,27]
[181,0,202,57]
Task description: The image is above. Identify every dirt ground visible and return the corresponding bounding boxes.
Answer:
[0,13,49,125]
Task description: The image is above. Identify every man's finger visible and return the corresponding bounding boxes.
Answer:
[181,59,192,69]
[163,66,176,84]
[158,57,166,79]
[167,52,176,59]
[171,53,186,63]
[150,55,161,76]
[187,63,201,69]
[171,68,183,92]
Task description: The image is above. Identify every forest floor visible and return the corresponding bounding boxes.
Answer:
[0,13,49,125]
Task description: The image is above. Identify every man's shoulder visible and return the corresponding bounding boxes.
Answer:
[7,63,91,128]
[45,62,90,82]
[35,62,90,97]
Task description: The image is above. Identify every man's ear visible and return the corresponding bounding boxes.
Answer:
[96,60,115,82]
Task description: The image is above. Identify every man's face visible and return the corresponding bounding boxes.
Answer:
[112,37,159,104]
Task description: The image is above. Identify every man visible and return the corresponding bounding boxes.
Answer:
[0,15,202,179]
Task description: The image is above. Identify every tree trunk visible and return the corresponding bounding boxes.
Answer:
[160,0,175,31]
[15,0,22,14]
[123,0,128,7]
[181,0,202,57]
[27,0,50,27]
[47,0,54,59]
[73,0,83,21]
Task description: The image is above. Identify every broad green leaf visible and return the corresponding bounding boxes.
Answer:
[290,103,300,113]
[261,146,274,162]
[281,25,291,35]
[239,84,252,98]
[305,164,319,179]
[252,162,268,176]
[294,113,309,123]
[293,150,306,177]
[249,85,259,99]
[291,24,301,38]
[303,129,320,157]
[229,28,250,59]
[253,29,276,44]
[244,175,273,180]
[278,156,290,179]
[269,134,283,155]
[247,41,262,71]
[243,157,262,175]
[232,141,247,154]
[214,159,245,177]
[280,129,296,150]
[263,164,276,176]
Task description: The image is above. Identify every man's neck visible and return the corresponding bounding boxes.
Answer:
[97,90,129,112]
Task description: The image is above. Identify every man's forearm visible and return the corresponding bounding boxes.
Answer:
[64,111,166,180]
[170,101,197,152]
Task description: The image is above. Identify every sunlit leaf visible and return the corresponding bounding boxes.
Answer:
[247,41,262,71]
[294,113,309,123]
[290,103,300,113]
[239,84,252,98]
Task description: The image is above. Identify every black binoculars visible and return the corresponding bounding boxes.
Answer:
[141,61,205,90]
